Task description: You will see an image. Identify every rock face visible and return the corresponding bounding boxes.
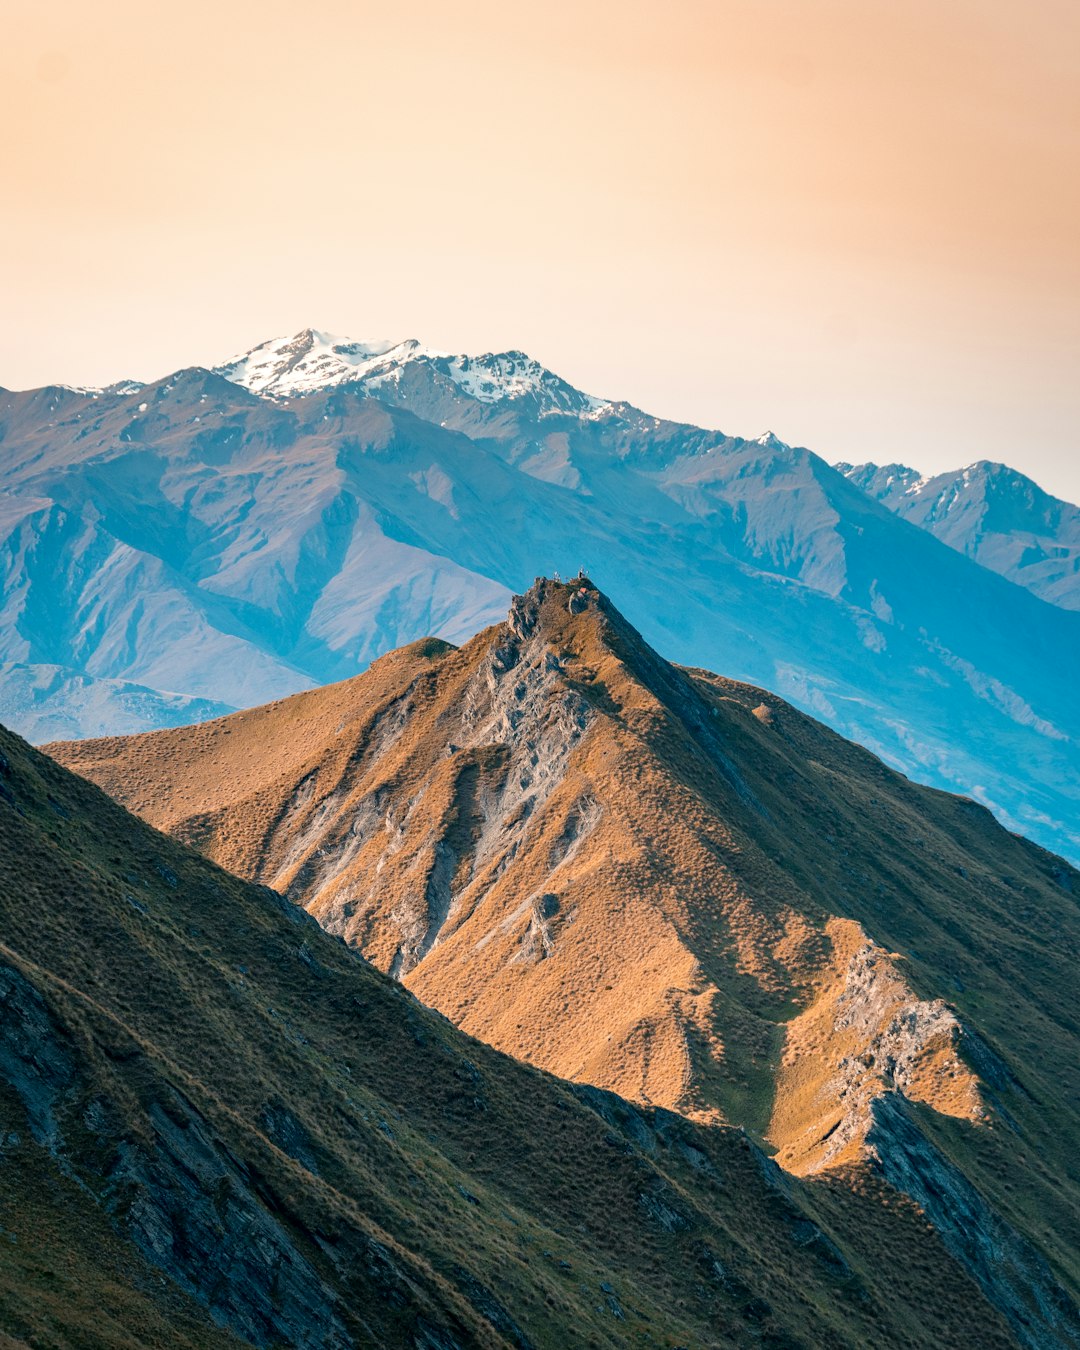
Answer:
[0,964,77,1152]
[297,580,595,978]
[0,961,352,1350]
[108,1095,355,1350]
[867,1095,1080,1350]
[770,919,986,1175]
[1,718,1040,1350]
[3,343,1080,863]
[51,580,1080,1348]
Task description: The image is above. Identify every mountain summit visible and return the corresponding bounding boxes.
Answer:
[53,576,1080,1346]
[215,326,611,415]
[3,340,1079,864]
[215,328,425,395]
[840,459,1080,610]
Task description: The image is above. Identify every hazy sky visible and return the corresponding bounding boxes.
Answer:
[3,0,1079,499]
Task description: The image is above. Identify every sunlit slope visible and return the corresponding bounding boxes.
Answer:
[52,579,1080,1347]
[2,722,1034,1349]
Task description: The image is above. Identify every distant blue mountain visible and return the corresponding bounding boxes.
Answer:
[839,459,1080,611]
[2,329,1077,861]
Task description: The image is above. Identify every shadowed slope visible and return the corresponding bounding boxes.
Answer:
[52,579,1080,1347]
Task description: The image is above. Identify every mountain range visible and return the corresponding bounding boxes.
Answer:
[44,577,1080,1348]
[2,327,1078,867]
[839,460,1080,611]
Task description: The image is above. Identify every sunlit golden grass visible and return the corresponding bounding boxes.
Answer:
[4,718,1031,1347]
[48,578,1080,1329]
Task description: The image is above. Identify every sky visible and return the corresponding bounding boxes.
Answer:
[3,0,1079,500]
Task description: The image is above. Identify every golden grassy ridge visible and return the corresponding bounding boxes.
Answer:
[50,577,1080,1345]
[1,721,1032,1349]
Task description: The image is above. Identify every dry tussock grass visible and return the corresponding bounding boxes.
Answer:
[51,580,1080,1309]
[3,721,1027,1348]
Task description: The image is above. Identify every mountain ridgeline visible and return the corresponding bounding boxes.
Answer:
[839,460,1080,611]
[5,705,1060,1350]
[1,328,1078,862]
[52,577,1080,1348]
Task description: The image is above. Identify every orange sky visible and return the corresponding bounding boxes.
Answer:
[3,0,1079,498]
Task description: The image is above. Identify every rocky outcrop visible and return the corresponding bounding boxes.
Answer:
[0,964,76,1152]
[769,921,1080,1346]
[771,920,985,1173]
[0,960,473,1350]
[106,1096,354,1350]
[284,580,596,973]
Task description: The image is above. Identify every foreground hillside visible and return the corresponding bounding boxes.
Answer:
[0,723,1037,1350]
[52,578,1080,1347]
[3,331,1080,862]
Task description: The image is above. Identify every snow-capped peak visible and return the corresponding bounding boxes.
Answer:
[214,329,612,416]
[441,350,609,414]
[214,329,432,398]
